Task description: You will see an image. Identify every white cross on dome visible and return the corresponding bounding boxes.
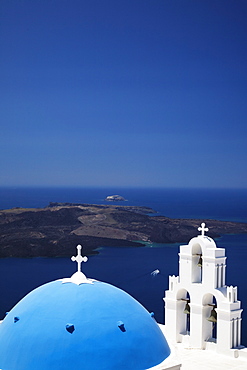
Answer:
[71,245,88,273]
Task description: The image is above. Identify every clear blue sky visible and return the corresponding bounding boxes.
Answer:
[1,0,247,188]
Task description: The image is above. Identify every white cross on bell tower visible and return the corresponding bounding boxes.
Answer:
[198,222,208,236]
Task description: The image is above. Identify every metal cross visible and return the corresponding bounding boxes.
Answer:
[71,245,88,273]
[198,222,208,236]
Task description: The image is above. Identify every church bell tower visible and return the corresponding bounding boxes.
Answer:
[164,223,243,356]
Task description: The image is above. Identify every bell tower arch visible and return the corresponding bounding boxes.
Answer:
[202,293,217,344]
[191,242,202,283]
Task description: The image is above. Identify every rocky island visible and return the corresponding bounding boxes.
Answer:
[105,195,126,201]
[0,202,247,258]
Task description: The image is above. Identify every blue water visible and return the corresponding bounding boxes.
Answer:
[1,187,247,221]
[0,187,247,345]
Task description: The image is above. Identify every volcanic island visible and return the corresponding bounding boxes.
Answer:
[0,202,247,258]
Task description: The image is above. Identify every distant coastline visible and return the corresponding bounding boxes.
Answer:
[1,187,247,223]
[0,202,247,258]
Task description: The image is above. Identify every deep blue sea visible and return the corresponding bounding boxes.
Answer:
[0,187,247,345]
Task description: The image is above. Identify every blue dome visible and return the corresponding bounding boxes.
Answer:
[0,279,170,369]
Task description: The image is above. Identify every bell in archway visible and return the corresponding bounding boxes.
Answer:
[183,302,190,315]
[197,255,203,267]
[207,308,217,322]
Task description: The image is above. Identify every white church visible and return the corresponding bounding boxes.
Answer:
[0,223,247,369]
[163,223,247,369]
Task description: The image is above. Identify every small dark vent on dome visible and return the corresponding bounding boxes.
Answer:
[14,316,20,323]
[66,324,75,334]
[117,321,126,332]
